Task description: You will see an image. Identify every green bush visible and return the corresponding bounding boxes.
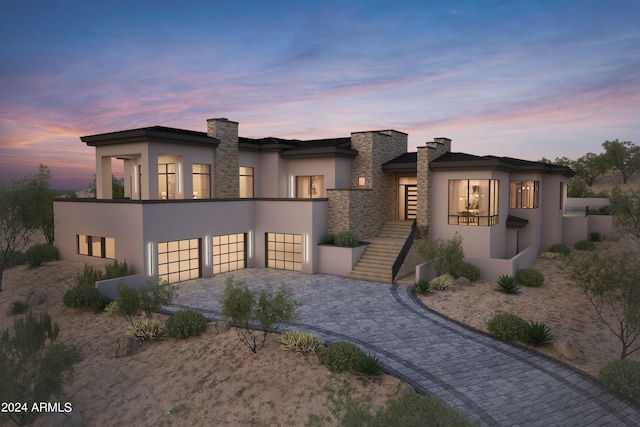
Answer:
[63,284,109,311]
[416,233,464,276]
[322,233,336,245]
[353,352,384,377]
[515,268,544,287]
[0,313,80,426]
[104,300,119,315]
[280,330,325,355]
[589,231,602,242]
[76,264,104,286]
[496,275,520,294]
[547,243,571,256]
[524,321,553,347]
[430,274,454,290]
[452,261,481,282]
[25,243,58,267]
[414,278,432,294]
[126,317,165,341]
[487,313,528,341]
[599,205,611,215]
[9,300,28,315]
[115,283,176,322]
[221,278,300,353]
[574,240,596,251]
[104,259,131,279]
[165,309,207,339]
[599,359,640,399]
[334,230,360,247]
[320,341,363,372]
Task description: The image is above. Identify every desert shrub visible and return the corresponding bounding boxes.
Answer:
[76,264,104,286]
[280,330,325,355]
[126,317,165,341]
[322,233,336,245]
[539,251,562,260]
[547,243,571,256]
[430,274,455,291]
[335,388,479,427]
[63,284,108,311]
[25,243,58,267]
[2,249,26,268]
[452,261,481,282]
[599,205,611,215]
[334,230,360,247]
[574,240,596,251]
[589,231,602,242]
[416,233,464,276]
[414,278,432,294]
[496,275,519,294]
[221,277,300,353]
[353,352,384,377]
[9,300,28,315]
[515,268,544,287]
[487,313,528,341]
[321,341,363,372]
[165,309,207,339]
[104,259,131,279]
[599,360,640,399]
[115,283,176,322]
[0,312,80,426]
[104,300,119,315]
[524,321,553,347]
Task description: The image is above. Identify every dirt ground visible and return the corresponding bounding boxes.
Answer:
[0,262,406,427]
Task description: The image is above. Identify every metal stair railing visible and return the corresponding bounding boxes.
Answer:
[391,219,417,284]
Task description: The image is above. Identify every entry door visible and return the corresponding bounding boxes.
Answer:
[405,185,417,219]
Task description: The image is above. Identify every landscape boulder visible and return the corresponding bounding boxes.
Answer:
[553,336,584,361]
[108,337,140,358]
[454,277,471,287]
[16,289,48,307]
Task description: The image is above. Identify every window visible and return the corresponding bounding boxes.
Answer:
[192,164,211,199]
[296,176,324,198]
[158,239,200,284]
[158,163,176,199]
[239,167,254,198]
[212,233,246,274]
[266,233,302,271]
[77,235,115,259]
[510,181,539,208]
[448,180,499,226]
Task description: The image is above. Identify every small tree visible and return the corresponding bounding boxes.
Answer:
[569,250,640,359]
[221,277,300,353]
[416,232,464,276]
[610,186,640,243]
[602,139,640,184]
[14,165,56,244]
[0,313,80,425]
[115,283,176,323]
[572,152,609,187]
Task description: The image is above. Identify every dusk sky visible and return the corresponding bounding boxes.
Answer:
[1,0,639,190]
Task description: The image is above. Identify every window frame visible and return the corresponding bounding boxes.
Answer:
[448,179,499,226]
[296,175,324,199]
[77,234,115,259]
[239,166,254,198]
[509,180,539,209]
[192,163,211,199]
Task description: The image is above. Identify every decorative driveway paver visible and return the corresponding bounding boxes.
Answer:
[166,269,640,426]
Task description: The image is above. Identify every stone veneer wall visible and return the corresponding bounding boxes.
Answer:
[330,130,407,239]
[416,138,451,237]
[327,189,377,239]
[207,118,239,198]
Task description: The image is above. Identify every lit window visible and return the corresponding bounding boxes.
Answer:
[510,181,539,208]
[239,167,254,198]
[158,163,176,199]
[448,180,499,226]
[192,164,211,199]
[212,233,246,274]
[77,235,115,259]
[296,176,324,198]
[158,238,200,284]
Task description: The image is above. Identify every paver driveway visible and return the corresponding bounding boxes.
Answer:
[166,269,640,426]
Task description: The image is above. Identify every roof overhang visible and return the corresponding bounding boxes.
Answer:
[280,147,358,159]
[81,126,218,148]
[506,215,529,228]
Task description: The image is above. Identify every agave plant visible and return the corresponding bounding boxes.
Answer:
[354,352,384,377]
[525,321,554,347]
[414,279,432,294]
[496,275,520,294]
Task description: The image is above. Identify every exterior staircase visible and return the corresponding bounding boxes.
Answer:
[344,220,414,283]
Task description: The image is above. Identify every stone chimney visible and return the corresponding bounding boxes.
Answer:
[417,137,452,236]
[426,137,451,161]
[207,118,239,198]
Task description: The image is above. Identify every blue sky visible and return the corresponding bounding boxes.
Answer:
[1,0,639,189]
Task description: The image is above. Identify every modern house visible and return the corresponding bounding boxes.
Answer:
[54,117,582,293]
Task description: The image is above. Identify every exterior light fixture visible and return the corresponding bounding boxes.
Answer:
[147,242,154,276]
[358,177,366,186]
